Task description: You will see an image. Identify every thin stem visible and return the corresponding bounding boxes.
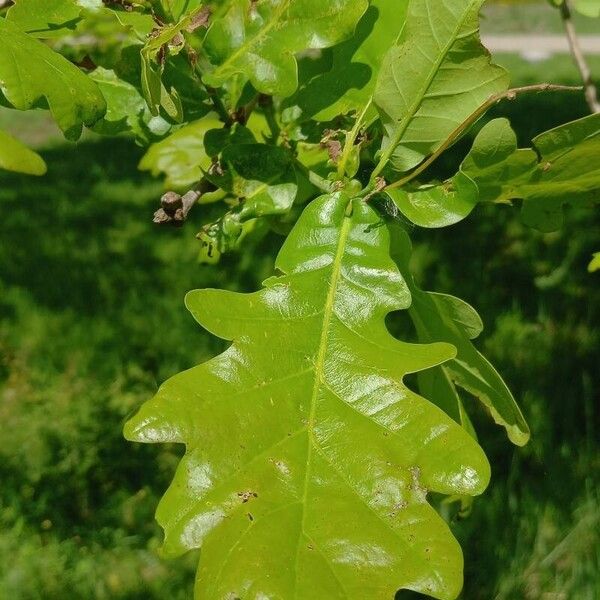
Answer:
[336,99,373,179]
[204,84,233,126]
[560,0,600,113]
[294,160,336,194]
[384,83,583,192]
[260,95,281,143]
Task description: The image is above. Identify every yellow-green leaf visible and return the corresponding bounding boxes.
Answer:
[125,193,490,600]
[0,130,47,176]
[0,18,106,140]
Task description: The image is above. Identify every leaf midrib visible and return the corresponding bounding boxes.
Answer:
[293,202,353,597]
[210,0,291,77]
[382,0,479,161]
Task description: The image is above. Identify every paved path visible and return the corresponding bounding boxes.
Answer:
[483,35,600,56]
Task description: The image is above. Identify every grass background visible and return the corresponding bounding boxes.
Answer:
[1,2,599,598]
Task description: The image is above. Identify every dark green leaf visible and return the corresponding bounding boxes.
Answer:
[391,226,530,446]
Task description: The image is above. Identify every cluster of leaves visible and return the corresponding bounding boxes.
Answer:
[1,0,599,598]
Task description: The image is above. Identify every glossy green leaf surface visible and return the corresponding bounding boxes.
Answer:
[374,0,508,172]
[463,115,600,231]
[0,18,106,140]
[202,0,369,97]
[139,117,223,189]
[391,227,530,446]
[0,129,47,176]
[386,172,479,228]
[288,0,408,122]
[125,193,491,600]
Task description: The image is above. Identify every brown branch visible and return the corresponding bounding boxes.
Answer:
[384,83,583,192]
[560,0,600,113]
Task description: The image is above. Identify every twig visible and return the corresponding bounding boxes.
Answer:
[384,83,583,192]
[153,179,216,226]
[560,0,600,113]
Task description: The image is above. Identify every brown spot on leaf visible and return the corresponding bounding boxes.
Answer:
[237,491,258,503]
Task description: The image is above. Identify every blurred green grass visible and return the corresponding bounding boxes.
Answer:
[1,15,600,600]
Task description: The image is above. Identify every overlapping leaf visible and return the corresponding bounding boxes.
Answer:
[90,67,167,140]
[463,115,600,231]
[391,226,530,446]
[139,117,223,188]
[374,0,508,173]
[199,142,298,257]
[386,172,479,228]
[0,130,47,176]
[125,193,491,600]
[0,18,106,140]
[287,0,408,122]
[202,0,369,97]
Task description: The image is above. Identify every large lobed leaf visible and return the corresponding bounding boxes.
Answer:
[202,0,370,97]
[0,17,106,140]
[125,193,490,599]
[374,0,508,173]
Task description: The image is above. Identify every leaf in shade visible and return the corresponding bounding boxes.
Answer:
[374,0,508,173]
[138,117,223,189]
[199,143,298,257]
[125,193,490,600]
[462,115,600,231]
[390,226,530,447]
[202,0,369,97]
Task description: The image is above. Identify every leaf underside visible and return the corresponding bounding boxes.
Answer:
[125,194,491,600]
[463,115,600,231]
[374,0,508,172]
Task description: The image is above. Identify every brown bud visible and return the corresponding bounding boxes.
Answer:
[153,208,173,224]
[161,191,183,214]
